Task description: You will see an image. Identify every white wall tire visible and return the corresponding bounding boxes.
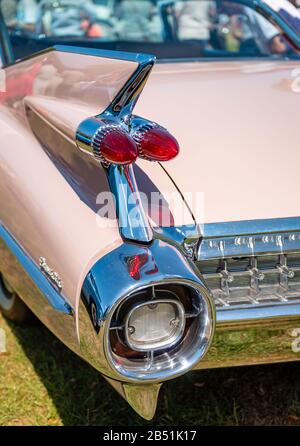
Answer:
[0,273,34,324]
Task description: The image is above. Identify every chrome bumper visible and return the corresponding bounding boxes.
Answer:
[194,297,300,370]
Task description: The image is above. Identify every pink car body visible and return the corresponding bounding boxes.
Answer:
[1,0,300,419]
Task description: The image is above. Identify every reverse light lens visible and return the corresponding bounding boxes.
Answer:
[134,126,180,161]
[124,299,185,351]
[93,127,138,165]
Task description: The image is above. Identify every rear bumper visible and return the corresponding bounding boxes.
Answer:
[194,301,300,370]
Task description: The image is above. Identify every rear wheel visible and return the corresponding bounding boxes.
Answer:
[0,273,34,324]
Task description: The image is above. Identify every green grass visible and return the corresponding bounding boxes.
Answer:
[1,312,300,426]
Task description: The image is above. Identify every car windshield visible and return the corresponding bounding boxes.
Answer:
[1,0,300,60]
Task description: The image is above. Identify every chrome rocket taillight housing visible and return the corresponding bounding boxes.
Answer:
[76,117,138,165]
[91,124,138,165]
[130,117,180,162]
[76,115,179,166]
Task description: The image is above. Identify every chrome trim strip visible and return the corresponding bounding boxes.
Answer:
[198,231,300,260]
[197,218,300,275]
[107,164,153,243]
[216,299,300,324]
[199,217,300,239]
[0,223,73,315]
[198,219,300,258]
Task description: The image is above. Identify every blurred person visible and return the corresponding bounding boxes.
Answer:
[229,5,289,55]
[114,0,159,41]
[248,7,287,54]
[17,0,38,31]
[36,0,101,37]
[176,0,215,43]
[1,0,18,27]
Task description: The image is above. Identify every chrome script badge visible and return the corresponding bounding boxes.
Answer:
[39,257,63,291]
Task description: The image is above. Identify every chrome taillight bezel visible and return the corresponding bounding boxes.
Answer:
[105,281,215,382]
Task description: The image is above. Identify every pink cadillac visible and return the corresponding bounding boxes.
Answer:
[1,0,300,419]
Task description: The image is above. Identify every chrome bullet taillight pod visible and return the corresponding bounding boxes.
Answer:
[76,115,179,165]
[76,117,138,166]
[130,116,180,162]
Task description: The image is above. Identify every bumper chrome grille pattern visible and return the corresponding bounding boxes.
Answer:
[196,231,300,308]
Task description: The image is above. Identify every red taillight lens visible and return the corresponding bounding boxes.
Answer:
[93,127,138,165]
[133,125,179,162]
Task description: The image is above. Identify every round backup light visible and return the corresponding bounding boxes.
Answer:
[124,299,185,352]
